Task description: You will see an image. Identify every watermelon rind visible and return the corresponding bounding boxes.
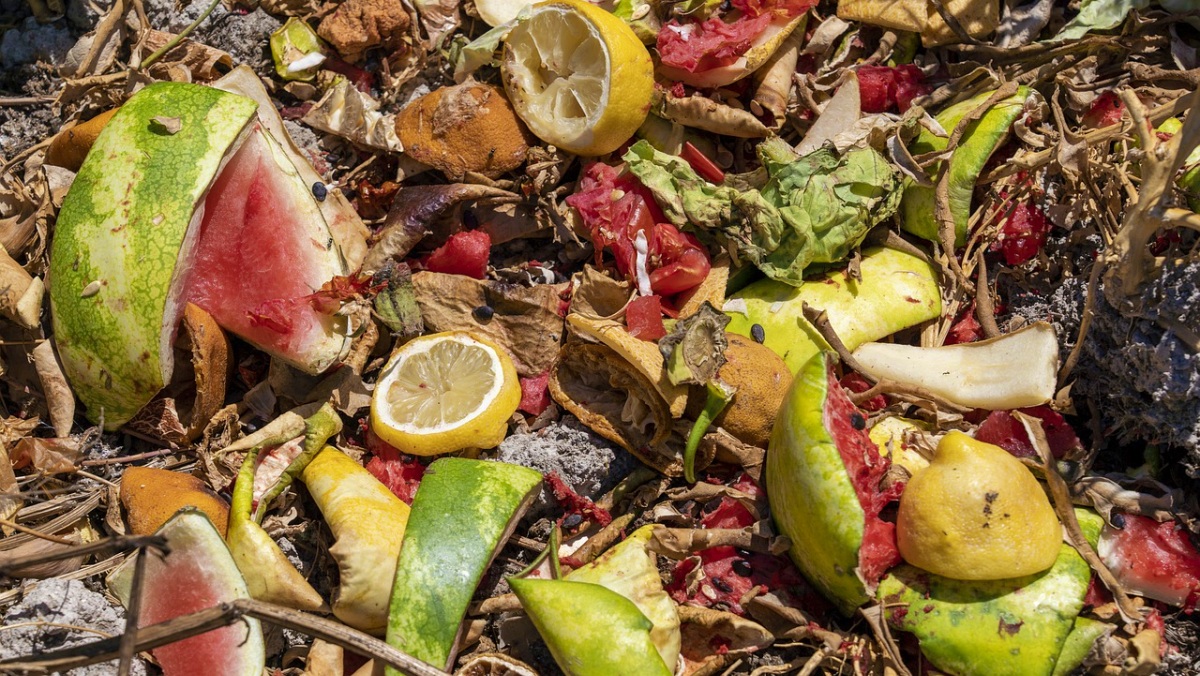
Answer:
[509,577,672,676]
[877,510,1102,676]
[50,82,258,428]
[386,458,542,671]
[108,508,265,676]
[725,247,941,374]
[767,351,868,614]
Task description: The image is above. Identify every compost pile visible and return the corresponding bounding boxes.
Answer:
[2,0,1200,673]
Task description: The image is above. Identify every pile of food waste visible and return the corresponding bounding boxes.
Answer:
[2,0,1200,673]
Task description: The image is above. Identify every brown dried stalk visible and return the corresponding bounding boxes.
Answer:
[1015,411,1142,623]
[0,598,445,676]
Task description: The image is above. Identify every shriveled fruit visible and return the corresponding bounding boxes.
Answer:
[44,107,119,171]
[50,82,350,428]
[370,332,521,456]
[395,82,534,179]
[120,466,230,538]
[501,0,653,156]
[686,333,791,448]
[897,431,1061,580]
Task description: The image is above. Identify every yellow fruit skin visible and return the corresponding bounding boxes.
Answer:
[897,431,1061,580]
[502,0,653,156]
[369,332,521,456]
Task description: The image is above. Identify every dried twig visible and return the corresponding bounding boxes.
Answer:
[973,250,1001,339]
[0,598,446,676]
[1015,411,1143,623]
[0,535,166,576]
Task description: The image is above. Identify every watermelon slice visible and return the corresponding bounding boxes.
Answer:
[109,509,265,676]
[50,82,351,428]
[184,124,346,369]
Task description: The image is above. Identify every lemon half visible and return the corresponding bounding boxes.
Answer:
[370,332,520,456]
[501,0,653,156]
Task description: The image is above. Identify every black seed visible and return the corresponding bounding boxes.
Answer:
[850,412,866,430]
[473,305,495,321]
[702,497,722,513]
[731,559,753,577]
[750,323,766,343]
[736,548,754,559]
[712,577,733,593]
[463,210,479,229]
[312,182,327,201]
[562,513,583,528]
[1110,512,1126,529]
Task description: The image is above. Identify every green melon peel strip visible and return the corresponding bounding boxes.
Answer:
[725,247,941,374]
[767,351,868,614]
[564,525,682,671]
[509,577,672,676]
[899,86,1031,245]
[386,458,542,672]
[877,509,1104,676]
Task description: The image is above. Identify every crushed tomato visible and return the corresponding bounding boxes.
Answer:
[566,162,710,299]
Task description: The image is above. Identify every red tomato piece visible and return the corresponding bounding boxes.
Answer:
[626,295,667,341]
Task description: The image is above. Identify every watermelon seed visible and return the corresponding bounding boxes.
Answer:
[731,559,753,577]
[750,324,765,343]
[81,280,102,298]
[473,305,495,321]
[312,182,328,201]
[850,412,866,430]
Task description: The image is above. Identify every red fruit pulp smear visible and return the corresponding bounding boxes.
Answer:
[658,14,776,73]
[838,371,885,411]
[626,295,667,341]
[822,365,903,586]
[363,428,426,504]
[944,303,983,345]
[1104,515,1200,610]
[1082,91,1126,128]
[994,202,1050,266]
[422,230,491,279]
[518,370,552,416]
[546,472,612,528]
[567,163,710,297]
[974,406,1081,459]
[857,65,931,114]
[139,544,252,675]
[187,126,333,358]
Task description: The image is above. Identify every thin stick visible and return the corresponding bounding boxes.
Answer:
[117,548,149,676]
[1058,258,1106,386]
[80,448,179,467]
[974,249,1001,339]
[1015,412,1143,623]
[0,535,167,576]
[0,517,76,545]
[0,598,447,676]
[135,0,222,72]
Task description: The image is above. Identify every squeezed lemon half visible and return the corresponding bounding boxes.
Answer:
[501,0,653,156]
[370,332,520,456]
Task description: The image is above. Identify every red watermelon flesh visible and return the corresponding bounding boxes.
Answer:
[183,124,346,373]
[117,509,265,676]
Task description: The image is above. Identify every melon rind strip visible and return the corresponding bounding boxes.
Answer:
[50,82,258,428]
[385,458,542,671]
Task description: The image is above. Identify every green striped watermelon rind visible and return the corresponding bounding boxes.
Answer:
[50,82,258,428]
[385,458,542,671]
